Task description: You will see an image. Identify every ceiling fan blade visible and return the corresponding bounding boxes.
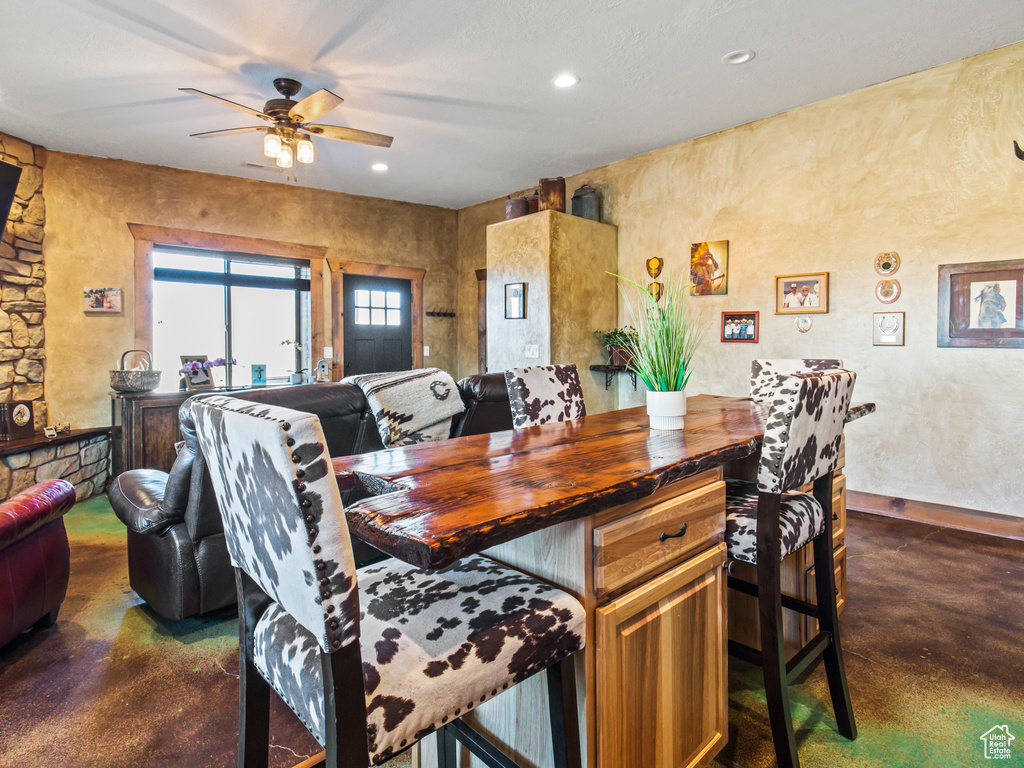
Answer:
[305,124,393,147]
[289,88,345,123]
[190,126,266,138]
[179,88,269,120]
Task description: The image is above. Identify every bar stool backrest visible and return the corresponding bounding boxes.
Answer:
[505,363,587,428]
[750,358,843,404]
[757,369,856,494]
[191,395,360,652]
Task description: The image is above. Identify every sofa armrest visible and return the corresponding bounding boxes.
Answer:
[0,479,76,550]
[108,469,184,535]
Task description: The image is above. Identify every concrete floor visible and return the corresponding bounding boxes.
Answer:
[0,499,1021,767]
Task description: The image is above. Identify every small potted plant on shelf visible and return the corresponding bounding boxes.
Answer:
[611,271,706,430]
[594,326,639,367]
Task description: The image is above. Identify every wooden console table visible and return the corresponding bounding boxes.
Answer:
[332,395,874,768]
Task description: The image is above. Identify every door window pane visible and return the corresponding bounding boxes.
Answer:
[355,307,370,325]
[386,292,401,309]
[371,291,386,308]
[386,309,400,326]
[355,289,370,307]
[371,308,386,325]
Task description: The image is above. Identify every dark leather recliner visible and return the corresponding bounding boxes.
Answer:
[1,479,77,649]
[108,374,512,620]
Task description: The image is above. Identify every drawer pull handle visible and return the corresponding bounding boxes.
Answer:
[833,512,839,521]
[659,523,688,542]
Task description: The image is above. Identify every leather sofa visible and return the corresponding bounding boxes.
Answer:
[108,373,513,620]
[0,479,77,649]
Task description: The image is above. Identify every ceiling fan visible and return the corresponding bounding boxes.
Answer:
[179,77,393,168]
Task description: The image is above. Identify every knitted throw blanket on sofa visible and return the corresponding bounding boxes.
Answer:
[342,368,466,447]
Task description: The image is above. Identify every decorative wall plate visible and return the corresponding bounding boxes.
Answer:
[645,256,664,278]
[795,316,812,333]
[875,252,900,275]
[875,279,901,303]
[874,311,905,346]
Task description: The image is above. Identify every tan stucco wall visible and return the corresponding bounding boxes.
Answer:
[457,42,1024,517]
[44,153,457,428]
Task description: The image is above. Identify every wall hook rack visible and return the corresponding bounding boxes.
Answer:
[1015,140,1024,160]
[426,308,456,318]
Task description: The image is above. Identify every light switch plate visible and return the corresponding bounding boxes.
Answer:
[873,312,904,346]
[525,344,540,358]
[423,345,430,357]
[323,346,333,359]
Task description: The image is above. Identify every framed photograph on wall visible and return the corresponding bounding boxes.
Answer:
[776,272,829,314]
[721,311,759,343]
[83,287,123,314]
[179,355,212,389]
[938,259,1024,347]
[505,282,527,319]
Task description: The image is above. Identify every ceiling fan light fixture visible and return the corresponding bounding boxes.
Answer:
[264,129,282,158]
[276,143,294,168]
[296,135,315,164]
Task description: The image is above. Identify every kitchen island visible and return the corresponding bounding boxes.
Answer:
[332,395,874,768]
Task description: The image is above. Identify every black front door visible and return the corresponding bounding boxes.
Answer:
[342,275,413,376]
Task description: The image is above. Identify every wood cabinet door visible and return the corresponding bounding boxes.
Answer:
[596,543,727,768]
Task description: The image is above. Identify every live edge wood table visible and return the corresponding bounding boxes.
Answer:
[332,395,875,768]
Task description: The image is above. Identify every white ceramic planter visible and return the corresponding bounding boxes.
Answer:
[646,389,687,430]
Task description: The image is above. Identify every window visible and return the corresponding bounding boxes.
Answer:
[353,289,402,326]
[152,245,311,386]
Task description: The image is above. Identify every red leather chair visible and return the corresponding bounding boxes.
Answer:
[0,479,76,649]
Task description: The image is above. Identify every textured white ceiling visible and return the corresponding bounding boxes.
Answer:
[2,0,1022,208]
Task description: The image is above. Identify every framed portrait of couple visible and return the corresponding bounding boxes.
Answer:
[775,272,829,314]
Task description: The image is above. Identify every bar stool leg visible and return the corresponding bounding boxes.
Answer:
[437,724,457,768]
[811,530,857,740]
[756,493,800,768]
[546,656,583,768]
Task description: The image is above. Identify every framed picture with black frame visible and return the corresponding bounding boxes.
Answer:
[938,259,1024,347]
[721,311,759,343]
[505,282,527,319]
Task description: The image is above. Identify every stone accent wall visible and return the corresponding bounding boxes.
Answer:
[1,435,110,502]
[0,132,46,429]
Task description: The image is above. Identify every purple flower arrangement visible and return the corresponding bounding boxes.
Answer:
[179,357,236,374]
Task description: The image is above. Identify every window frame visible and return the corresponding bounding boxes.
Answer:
[129,224,326,383]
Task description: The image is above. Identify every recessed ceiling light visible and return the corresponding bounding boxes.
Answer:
[371,162,389,172]
[722,50,755,65]
[553,73,579,88]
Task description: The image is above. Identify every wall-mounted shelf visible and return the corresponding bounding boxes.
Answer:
[590,365,637,391]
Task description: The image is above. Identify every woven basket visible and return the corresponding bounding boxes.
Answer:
[110,350,161,393]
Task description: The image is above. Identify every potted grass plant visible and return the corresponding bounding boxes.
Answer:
[612,271,706,430]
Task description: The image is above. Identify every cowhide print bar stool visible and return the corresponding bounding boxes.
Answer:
[504,364,587,428]
[191,396,585,768]
[725,369,858,768]
[749,359,843,404]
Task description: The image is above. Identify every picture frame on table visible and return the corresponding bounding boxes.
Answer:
[180,355,212,389]
[776,272,829,314]
[721,311,759,343]
[505,282,527,319]
[937,259,1024,347]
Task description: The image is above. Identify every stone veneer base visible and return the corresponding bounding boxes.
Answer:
[1,434,110,501]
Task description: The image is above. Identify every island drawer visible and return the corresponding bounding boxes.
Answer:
[593,478,726,598]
